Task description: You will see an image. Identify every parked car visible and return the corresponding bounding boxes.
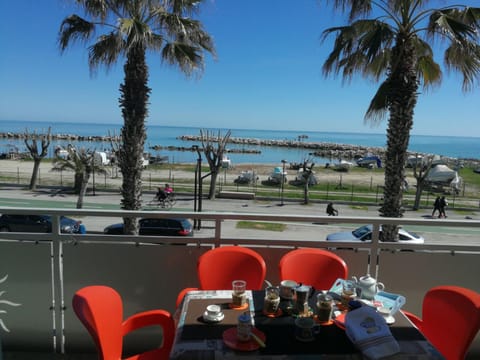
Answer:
[104,218,193,236]
[0,214,84,234]
[326,225,424,244]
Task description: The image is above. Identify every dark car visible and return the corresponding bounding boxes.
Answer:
[104,218,193,236]
[0,214,84,234]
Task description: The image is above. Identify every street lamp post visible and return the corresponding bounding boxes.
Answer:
[192,145,202,230]
[280,159,287,206]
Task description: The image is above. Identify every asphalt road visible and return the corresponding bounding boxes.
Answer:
[1,185,479,245]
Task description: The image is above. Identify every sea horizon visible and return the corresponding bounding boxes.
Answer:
[1,119,479,164]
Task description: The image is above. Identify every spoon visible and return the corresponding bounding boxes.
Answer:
[250,331,266,348]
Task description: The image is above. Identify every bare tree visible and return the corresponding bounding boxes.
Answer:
[412,155,434,210]
[24,128,51,190]
[51,146,107,208]
[301,160,315,205]
[200,129,232,199]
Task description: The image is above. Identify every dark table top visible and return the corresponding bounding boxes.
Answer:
[170,290,444,359]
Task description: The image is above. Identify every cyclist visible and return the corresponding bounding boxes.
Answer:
[164,183,173,194]
[156,187,167,201]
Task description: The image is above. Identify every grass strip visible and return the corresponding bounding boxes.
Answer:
[236,221,286,232]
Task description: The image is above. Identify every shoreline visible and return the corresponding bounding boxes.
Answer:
[2,130,479,167]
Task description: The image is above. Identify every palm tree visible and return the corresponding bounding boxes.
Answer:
[51,146,107,209]
[58,0,215,234]
[322,0,480,240]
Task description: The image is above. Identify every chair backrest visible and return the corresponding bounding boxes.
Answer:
[420,285,480,360]
[279,248,348,290]
[73,285,124,359]
[197,246,267,290]
[73,285,175,360]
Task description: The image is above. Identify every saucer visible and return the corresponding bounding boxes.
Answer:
[223,327,266,351]
[383,315,395,325]
[203,311,225,323]
[229,302,249,310]
[263,308,283,318]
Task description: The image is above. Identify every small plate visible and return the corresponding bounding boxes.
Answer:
[262,308,283,318]
[383,315,395,325]
[203,311,225,323]
[223,327,266,351]
[228,302,249,310]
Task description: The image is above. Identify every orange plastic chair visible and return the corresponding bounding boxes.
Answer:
[176,246,267,307]
[73,285,175,360]
[403,285,480,360]
[279,248,348,290]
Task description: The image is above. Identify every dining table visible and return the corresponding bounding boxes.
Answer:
[169,289,445,359]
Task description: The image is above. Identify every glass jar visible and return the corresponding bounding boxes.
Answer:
[237,312,252,342]
[263,286,280,315]
[316,291,333,323]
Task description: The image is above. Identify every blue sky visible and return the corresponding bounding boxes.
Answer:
[0,0,478,137]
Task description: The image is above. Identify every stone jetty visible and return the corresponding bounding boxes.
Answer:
[149,144,261,154]
[0,131,121,142]
[178,134,389,160]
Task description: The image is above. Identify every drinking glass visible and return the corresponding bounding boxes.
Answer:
[232,280,247,307]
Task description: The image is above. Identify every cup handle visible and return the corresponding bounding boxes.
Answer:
[377,282,385,291]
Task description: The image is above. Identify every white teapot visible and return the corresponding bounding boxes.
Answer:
[352,274,384,300]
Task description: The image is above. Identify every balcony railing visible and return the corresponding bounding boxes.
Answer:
[0,206,479,357]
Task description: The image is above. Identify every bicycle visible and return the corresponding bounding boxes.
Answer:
[146,196,173,209]
[165,192,176,205]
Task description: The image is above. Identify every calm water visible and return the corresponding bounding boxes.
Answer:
[1,120,479,164]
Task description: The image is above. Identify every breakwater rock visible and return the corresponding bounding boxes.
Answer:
[177,134,473,167]
[149,144,261,154]
[178,135,388,159]
[0,131,121,142]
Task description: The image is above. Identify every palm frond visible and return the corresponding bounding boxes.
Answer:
[88,32,124,71]
[78,0,109,20]
[322,19,394,82]
[428,9,478,41]
[58,15,95,51]
[445,42,480,92]
[365,80,389,124]
[327,0,372,21]
[162,42,204,76]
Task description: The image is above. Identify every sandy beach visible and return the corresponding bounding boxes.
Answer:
[0,159,387,189]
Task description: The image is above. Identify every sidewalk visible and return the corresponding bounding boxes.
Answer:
[0,183,473,221]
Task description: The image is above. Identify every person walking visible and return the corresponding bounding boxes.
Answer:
[432,196,441,217]
[439,196,448,218]
[326,202,339,216]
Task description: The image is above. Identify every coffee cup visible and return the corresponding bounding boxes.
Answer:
[280,280,297,299]
[377,306,395,324]
[295,317,319,342]
[206,304,222,318]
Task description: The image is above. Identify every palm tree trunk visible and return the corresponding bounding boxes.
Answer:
[118,45,150,234]
[76,173,90,209]
[380,34,418,241]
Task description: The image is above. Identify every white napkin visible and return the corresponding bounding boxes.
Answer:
[345,305,400,360]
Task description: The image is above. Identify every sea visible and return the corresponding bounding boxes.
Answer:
[1,120,479,165]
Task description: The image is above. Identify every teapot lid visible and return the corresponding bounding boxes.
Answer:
[359,274,376,284]
[296,285,310,292]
